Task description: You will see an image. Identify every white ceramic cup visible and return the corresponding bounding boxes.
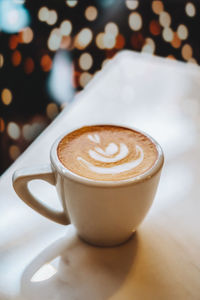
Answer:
[12,125,164,247]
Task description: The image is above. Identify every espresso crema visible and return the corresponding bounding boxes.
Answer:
[57,125,158,181]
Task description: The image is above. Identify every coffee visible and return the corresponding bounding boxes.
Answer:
[57,125,158,181]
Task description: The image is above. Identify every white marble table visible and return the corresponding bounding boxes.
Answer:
[1,51,200,300]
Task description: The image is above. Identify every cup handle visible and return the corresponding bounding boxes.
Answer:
[12,165,69,225]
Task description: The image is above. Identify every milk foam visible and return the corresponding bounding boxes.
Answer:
[77,134,144,175]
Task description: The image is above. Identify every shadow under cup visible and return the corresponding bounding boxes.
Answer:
[12,125,164,247]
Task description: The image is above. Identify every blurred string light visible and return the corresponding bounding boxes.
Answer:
[96,32,104,49]
[152,1,164,15]
[46,103,59,119]
[85,6,98,21]
[79,52,93,71]
[48,51,74,104]
[9,35,19,49]
[142,37,155,54]
[126,0,139,10]
[38,7,57,26]
[22,122,46,141]
[38,7,49,22]
[79,72,92,88]
[162,27,173,42]
[48,20,73,51]
[74,28,93,50]
[11,50,21,66]
[24,57,34,74]
[159,11,171,27]
[0,54,4,68]
[48,28,62,51]
[95,22,120,50]
[101,59,110,68]
[1,88,12,106]
[20,27,34,43]
[171,33,181,48]
[60,20,72,36]
[0,0,30,33]
[9,145,20,160]
[7,122,20,140]
[46,10,57,26]
[185,2,196,17]
[149,20,161,36]
[0,118,5,132]
[128,12,142,31]
[181,44,193,60]
[105,22,119,37]
[66,0,78,7]
[177,24,188,40]
[40,54,52,72]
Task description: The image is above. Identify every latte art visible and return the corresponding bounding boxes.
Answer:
[77,134,144,175]
[57,125,158,181]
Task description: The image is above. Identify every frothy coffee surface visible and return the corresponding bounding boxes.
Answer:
[57,125,158,181]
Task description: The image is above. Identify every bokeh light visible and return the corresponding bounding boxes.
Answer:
[48,28,62,51]
[9,35,18,49]
[103,33,116,49]
[40,54,52,72]
[0,54,4,68]
[181,44,193,60]
[79,72,92,88]
[60,20,72,36]
[171,32,181,48]
[1,88,12,105]
[152,1,164,15]
[126,0,139,10]
[177,24,188,40]
[9,145,20,160]
[96,32,105,49]
[101,59,110,68]
[22,122,46,141]
[128,12,142,31]
[24,57,34,74]
[7,122,20,140]
[0,118,5,132]
[66,0,78,7]
[149,20,161,35]
[115,34,125,49]
[85,6,98,21]
[75,28,93,49]
[185,2,196,17]
[105,22,119,37]
[38,7,49,22]
[46,10,57,26]
[79,52,93,70]
[60,36,71,49]
[162,27,174,42]
[142,38,155,54]
[11,50,21,66]
[20,27,33,43]
[159,11,171,27]
[0,0,30,33]
[46,103,59,119]
[144,38,155,51]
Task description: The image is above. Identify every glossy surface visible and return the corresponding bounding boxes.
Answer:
[1,51,200,299]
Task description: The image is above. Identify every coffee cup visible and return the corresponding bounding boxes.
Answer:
[12,124,164,246]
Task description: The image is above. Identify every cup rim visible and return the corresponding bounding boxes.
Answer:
[50,123,164,187]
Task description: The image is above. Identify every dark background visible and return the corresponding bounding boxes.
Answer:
[0,0,199,175]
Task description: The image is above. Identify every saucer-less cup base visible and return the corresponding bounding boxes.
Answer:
[12,125,164,247]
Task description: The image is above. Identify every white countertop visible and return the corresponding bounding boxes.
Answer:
[1,50,200,300]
